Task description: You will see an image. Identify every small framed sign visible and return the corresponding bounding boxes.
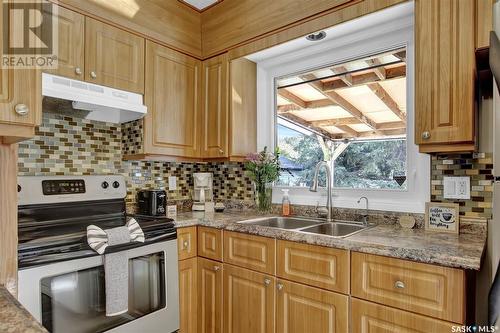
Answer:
[425,202,460,234]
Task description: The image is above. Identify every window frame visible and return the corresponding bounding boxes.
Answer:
[254,3,430,213]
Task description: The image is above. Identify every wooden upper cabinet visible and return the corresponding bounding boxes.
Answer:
[198,258,223,333]
[45,6,84,79]
[143,41,202,158]
[85,17,145,93]
[202,54,229,158]
[0,2,41,142]
[223,264,275,333]
[415,0,476,153]
[276,279,349,333]
[229,58,257,160]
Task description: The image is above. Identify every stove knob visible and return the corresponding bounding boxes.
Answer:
[112,181,120,189]
[101,181,109,189]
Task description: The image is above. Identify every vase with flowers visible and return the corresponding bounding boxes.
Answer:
[245,147,281,212]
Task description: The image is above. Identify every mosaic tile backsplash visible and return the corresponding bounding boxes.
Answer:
[18,111,254,211]
[431,153,493,219]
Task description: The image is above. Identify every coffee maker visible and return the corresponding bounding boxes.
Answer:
[192,173,213,211]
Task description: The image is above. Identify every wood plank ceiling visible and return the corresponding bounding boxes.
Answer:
[277,49,407,140]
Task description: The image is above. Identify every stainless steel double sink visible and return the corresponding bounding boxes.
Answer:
[237,216,370,238]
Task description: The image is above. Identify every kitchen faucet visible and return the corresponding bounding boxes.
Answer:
[357,196,369,226]
[309,161,333,222]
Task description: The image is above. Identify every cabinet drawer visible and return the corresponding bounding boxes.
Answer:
[198,227,223,261]
[277,240,349,294]
[177,227,197,260]
[351,298,455,333]
[351,252,465,324]
[223,231,275,274]
[276,279,348,333]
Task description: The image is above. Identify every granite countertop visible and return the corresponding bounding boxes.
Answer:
[0,286,47,333]
[173,211,486,270]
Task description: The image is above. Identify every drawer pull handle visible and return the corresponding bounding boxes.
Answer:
[15,104,29,116]
[394,281,405,289]
[213,265,220,272]
[264,278,271,286]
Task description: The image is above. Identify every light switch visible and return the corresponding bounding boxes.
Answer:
[443,176,470,199]
[168,176,177,190]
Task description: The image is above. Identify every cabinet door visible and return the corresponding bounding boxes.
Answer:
[202,54,228,158]
[198,258,223,333]
[223,264,275,333]
[44,6,84,79]
[177,227,197,260]
[229,58,257,160]
[179,258,198,333]
[144,41,202,158]
[0,2,41,139]
[415,0,475,150]
[85,17,144,93]
[223,231,275,275]
[276,280,349,333]
[351,298,456,333]
[198,227,223,261]
[277,240,349,294]
[351,252,465,324]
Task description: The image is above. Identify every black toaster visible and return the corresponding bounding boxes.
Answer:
[137,189,167,216]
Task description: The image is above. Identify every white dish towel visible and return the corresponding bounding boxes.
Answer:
[87,218,144,316]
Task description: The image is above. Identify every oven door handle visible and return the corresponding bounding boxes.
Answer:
[103,231,177,254]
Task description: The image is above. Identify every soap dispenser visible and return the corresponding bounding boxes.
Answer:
[282,189,291,216]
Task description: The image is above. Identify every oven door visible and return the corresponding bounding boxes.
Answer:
[18,239,179,333]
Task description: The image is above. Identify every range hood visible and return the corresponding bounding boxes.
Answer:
[42,73,147,123]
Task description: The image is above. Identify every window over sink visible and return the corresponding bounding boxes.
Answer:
[249,4,430,213]
[275,49,408,190]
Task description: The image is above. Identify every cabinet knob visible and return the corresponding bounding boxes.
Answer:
[264,278,271,286]
[14,104,29,116]
[219,149,224,155]
[422,131,431,140]
[90,71,97,79]
[394,280,405,289]
[182,240,189,249]
[75,67,82,75]
[213,265,220,272]
[277,283,284,291]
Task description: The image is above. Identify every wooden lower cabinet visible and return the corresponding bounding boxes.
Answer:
[351,298,456,333]
[223,231,276,275]
[351,252,465,324]
[177,227,197,260]
[223,264,275,333]
[198,258,223,333]
[277,240,349,294]
[178,258,198,333]
[276,279,348,333]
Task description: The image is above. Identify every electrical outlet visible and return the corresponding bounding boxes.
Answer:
[168,176,177,190]
[443,176,470,199]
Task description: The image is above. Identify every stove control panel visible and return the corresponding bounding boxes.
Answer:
[42,179,86,195]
